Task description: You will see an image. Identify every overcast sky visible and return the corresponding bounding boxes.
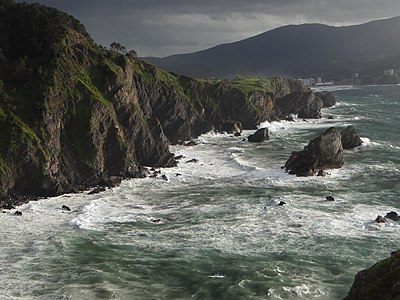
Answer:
[18,0,400,57]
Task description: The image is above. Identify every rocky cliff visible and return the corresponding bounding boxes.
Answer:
[0,1,333,207]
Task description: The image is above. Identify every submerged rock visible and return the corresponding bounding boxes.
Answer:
[88,187,107,195]
[184,140,198,146]
[248,128,269,143]
[326,196,335,201]
[375,215,386,223]
[285,127,344,176]
[186,159,199,163]
[61,205,71,211]
[341,126,362,149]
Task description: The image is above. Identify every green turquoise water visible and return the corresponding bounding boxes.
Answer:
[0,85,399,299]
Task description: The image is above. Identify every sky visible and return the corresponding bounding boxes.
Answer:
[18,0,400,57]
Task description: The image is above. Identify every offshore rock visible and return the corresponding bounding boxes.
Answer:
[385,211,400,222]
[315,91,336,108]
[248,128,269,143]
[344,250,400,300]
[285,128,344,176]
[341,126,362,149]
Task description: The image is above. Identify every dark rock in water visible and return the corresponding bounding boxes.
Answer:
[344,251,400,300]
[385,211,400,221]
[161,175,168,181]
[285,115,296,122]
[326,196,335,201]
[186,159,199,163]
[150,167,156,172]
[375,215,386,223]
[341,126,362,149]
[220,120,243,134]
[175,155,184,160]
[248,128,269,143]
[234,132,241,137]
[88,187,107,195]
[14,211,22,216]
[278,201,286,206]
[151,218,161,223]
[303,118,309,122]
[176,173,182,177]
[184,140,198,146]
[327,115,334,120]
[315,91,336,108]
[285,127,344,176]
[61,205,71,211]
[317,170,326,177]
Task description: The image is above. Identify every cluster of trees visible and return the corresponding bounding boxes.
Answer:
[110,42,137,59]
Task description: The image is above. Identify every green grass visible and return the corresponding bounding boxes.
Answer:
[76,68,109,106]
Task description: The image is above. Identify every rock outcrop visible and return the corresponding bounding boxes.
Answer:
[344,250,400,300]
[316,91,336,108]
[285,128,344,176]
[341,126,362,149]
[0,1,333,206]
[248,128,269,143]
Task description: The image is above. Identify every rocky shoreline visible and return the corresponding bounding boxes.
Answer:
[0,1,337,208]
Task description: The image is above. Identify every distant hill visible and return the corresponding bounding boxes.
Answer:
[145,17,400,81]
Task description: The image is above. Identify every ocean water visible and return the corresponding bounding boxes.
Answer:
[1,85,399,299]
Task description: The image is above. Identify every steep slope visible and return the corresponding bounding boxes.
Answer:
[0,1,328,207]
[146,17,400,80]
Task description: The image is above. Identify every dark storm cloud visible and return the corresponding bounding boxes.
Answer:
[18,0,400,57]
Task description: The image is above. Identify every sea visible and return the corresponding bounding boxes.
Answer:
[1,85,399,300]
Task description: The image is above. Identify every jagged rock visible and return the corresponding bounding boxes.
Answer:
[186,159,199,163]
[234,132,241,137]
[14,211,22,216]
[285,127,344,176]
[278,201,286,206]
[315,91,336,108]
[385,211,400,221]
[317,169,327,176]
[248,128,269,143]
[220,120,243,134]
[161,175,168,181]
[61,205,71,211]
[344,251,400,300]
[375,215,386,223]
[341,126,362,149]
[326,196,335,201]
[175,155,184,160]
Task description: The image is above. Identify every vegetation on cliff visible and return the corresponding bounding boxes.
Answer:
[0,0,327,206]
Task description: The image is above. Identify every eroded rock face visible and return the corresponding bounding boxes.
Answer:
[344,250,400,300]
[341,126,362,149]
[219,120,243,134]
[285,127,344,176]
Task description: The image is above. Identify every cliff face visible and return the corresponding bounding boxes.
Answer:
[0,1,331,206]
[344,251,400,300]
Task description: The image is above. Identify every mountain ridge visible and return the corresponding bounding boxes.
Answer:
[145,16,400,81]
